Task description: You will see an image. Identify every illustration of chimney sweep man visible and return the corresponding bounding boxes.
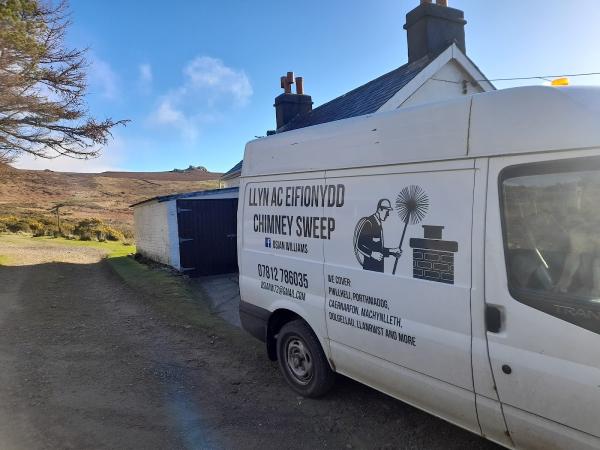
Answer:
[355,199,401,273]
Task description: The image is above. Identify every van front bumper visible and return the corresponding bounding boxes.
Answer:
[239,300,270,342]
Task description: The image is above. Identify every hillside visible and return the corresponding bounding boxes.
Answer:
[0,165,222,235]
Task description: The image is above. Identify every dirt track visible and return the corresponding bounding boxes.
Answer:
[0,239,500,449]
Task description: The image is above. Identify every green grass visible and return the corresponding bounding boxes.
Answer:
[31,235,135,258]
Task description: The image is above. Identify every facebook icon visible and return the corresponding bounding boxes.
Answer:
[265,237,272,248]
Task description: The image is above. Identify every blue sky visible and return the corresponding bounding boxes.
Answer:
[15,0,600,173]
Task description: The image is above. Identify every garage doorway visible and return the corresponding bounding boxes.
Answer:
[177,198,238,276]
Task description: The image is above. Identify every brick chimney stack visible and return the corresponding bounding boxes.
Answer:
[274,72,313,130]
[404,0,466,62]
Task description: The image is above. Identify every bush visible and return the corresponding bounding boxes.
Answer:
[39,217,54,226]
[0,215,127,242]
[0,216,57,235]
[28,220,45,237]
[73,218,102,240]
[104,225,124,241]
[72,218,125,242]
[0,216,31,233]
[59,223,73,237]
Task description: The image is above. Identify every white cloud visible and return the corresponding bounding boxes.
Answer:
[88,56,119,100]
[149,56,252,139]
[154,99,183,124]
[13,137,125,173]
[153,99,198,140]
[183,56,252,107]
[138,63,153,93]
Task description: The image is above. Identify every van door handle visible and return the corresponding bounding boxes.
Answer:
[485,305,502,333]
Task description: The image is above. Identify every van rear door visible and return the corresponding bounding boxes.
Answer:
[485,153,600,449]
[239,175,330,352]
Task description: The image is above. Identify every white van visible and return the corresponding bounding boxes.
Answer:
[237,86,600,450]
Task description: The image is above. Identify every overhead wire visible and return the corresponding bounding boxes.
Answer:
[432,72,600,84]
[483,72,600,82]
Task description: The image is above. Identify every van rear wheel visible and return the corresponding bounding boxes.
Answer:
[276,320,335,398]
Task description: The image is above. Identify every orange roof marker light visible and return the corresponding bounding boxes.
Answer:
[551,77,570,86]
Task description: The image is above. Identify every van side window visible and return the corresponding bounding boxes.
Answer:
[500,157,600,334]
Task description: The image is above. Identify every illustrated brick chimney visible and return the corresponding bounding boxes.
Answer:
[404,0,467,62]
[274,71,313,130]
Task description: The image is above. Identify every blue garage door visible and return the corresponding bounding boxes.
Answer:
[177,198,238,276]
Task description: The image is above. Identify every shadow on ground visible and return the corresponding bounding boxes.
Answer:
[0,257,500,450]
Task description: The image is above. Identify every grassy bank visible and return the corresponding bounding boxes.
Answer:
[107,256,260,354]
[107,255,236,335]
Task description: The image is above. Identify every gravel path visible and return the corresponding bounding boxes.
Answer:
[0,238,501,449]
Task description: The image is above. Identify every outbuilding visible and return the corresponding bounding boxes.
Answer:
[131,187,239,276]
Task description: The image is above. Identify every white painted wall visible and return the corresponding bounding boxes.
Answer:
[166,201,181,270]
[133,200,180,269]
[400,59,484,108]
[221,177,240,188]
[377,44,493,113]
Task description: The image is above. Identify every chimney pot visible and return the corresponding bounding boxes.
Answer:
[281,74,294,94]
[420,0,432,3]
[436,0,447,6]
[295,77,304,95]
[274,72,312,130]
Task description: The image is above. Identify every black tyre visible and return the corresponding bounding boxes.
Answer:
[276,319,335,398]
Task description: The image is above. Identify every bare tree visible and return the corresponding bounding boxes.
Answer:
[0,0,127,162]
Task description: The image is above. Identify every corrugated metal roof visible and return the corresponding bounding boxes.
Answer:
[130,187,239,208]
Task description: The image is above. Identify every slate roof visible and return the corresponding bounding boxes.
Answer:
[222,50,442,176]
[278,52,433,132]
[220,160,243,179]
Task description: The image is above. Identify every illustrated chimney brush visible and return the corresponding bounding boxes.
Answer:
[393,185,429,275]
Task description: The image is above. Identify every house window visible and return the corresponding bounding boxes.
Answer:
[499,157,600,334]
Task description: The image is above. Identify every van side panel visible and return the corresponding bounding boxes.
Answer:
[331,341,481,435]
[322,164,479,432]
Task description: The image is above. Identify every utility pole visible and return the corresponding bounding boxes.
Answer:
[49,203,65,235]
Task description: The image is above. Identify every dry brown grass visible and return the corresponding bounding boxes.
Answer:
[0,167,221,235]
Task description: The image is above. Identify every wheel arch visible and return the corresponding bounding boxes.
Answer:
[266,308,302,361]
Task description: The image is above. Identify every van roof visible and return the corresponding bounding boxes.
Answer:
[242,86,600,178]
